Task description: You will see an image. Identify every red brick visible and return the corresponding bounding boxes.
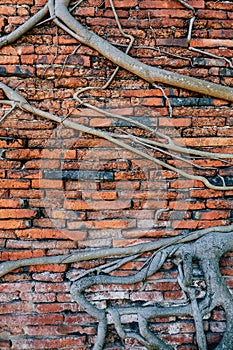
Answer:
[0,6,16,15]
[34,282,70,293]
[197,210,230,220]
[190,189,223,198]
[0,282,33,293]
[0,340,10,349]
[64,314,97,325]
[64,199,131,211]
[0,209,37,219]
[1,249,45,261]
[0,139,23,148]
[190,39,233,47]
[10,189,43,199]
[0,199,21,208]
[0,180,30,189]
[15,228,79,240]
[59,230,87,241]
[197,9,227,19]
[140,0,204,8]
[68,219,134,230]
[81,191,117,201]
[0,314,63,326]
[170,179,204,189]
[29,264,67,273]
[4,149,41,160]
[206,199,233,209]
[33,217,64,228]
[172,219,228,229]
[105,0,137,7]
[0,220,27,230]
[0,301,34,314]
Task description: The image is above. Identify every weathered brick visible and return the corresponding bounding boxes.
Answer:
[206,199,233,209]
[0,282,33,293]
[34,282,70,293]
[190,38,233,47]
[0,199,21,208]
[0,1,233,347]
[0,209,37,219]
[1,249,45,261]
[20,292,56,302]
[105,0,137,7]
[15,228,85,240]
[64,199,131,211]
[0,180,30,189]
[0,220,27,230]
[0,5,16,15]
[190,189,223,198]
[11,335,86,350]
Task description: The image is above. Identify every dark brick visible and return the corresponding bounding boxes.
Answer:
[44,170,114,181]
[171,97,213,107]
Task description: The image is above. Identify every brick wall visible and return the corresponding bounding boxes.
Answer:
[0,0,233,349]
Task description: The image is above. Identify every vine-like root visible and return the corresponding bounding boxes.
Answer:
[71,230,233,350]
[1,82,233,191]
[1,1,233,101]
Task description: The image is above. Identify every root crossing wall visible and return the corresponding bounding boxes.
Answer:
[0,1,233,349]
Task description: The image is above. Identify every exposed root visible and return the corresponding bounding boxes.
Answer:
[0,3,233,350]
[1,82,233,191]
[70,229,233,349]
[1,1,233,100]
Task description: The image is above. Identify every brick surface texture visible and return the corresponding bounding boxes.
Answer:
[0,0,233,349]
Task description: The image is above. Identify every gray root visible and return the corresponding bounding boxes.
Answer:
[1,0,233,101]
[1,2,233,350]
[70,229,233,350]
[52,0,233,102]
[1,82,233,191]
[0,224,232,278]
[0,5,49,48]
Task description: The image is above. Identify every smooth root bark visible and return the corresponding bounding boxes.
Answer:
[1,82,233,191]
[0,5,49,48]
[0,1,233,101]
[53,0,233,102]
[1,224,233,278]
[70,230,233,350]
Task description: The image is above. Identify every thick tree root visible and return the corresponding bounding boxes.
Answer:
[1,1,233,101]
[1,2,233,349]
[71,229,233,350]
[0,226,233,350]
[1,82,233,191]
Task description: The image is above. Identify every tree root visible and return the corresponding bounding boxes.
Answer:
[0,3,233,349]
[1,82,233,191]
[0,5,49,48]
[70,229,233,350]
[1,1,233,101]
